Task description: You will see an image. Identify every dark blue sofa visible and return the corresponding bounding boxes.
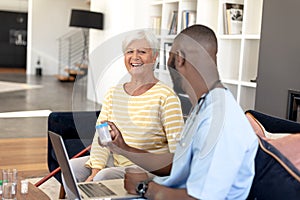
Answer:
[47,109,300,199]
[47,111,100,183]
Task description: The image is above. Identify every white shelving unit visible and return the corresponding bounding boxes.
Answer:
[149,0,263,111]
[217,0,264,111]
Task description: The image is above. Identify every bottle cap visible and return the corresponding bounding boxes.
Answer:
[95,122,108,129]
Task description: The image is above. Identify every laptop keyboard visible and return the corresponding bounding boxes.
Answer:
[78,182,116,198]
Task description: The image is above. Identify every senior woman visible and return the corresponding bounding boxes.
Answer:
[67,30,184,185]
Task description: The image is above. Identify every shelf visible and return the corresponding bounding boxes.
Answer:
[148,0,263,111]
[218,39,241,80]
[218,34,260,40]
[163,35,177,40]
[241,39,260,82]
[240,81,256,88]
[221,79,240,85]
[218,34,243,39]
[151,1,163,6]
[240,86,256,110]
[221,79,257,88]
[217,0,263,111]
[165,0,180,3]
[244,34,260,39]
[224,84,238,99]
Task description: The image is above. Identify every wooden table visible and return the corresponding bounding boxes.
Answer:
[20,182,51,200]
[1,181,50,200]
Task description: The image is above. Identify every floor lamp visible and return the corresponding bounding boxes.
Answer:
[68,9,104,104]
[69,9,104,78]
[34,10,104,190]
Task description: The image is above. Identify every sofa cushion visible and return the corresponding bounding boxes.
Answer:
[246,112,300,179]
[246,112,300,200]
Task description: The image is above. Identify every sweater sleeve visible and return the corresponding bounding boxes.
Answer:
[85,89,112,169]
[161,92,184,153]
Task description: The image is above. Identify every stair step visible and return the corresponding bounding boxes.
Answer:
[64,69,85,76]
[74,63,88,69]
[55,75,75,82]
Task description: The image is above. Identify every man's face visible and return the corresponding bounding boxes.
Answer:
[124,39,157,77]
[167,51,186,94]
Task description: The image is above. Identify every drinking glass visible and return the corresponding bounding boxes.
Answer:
[2,169,18,200]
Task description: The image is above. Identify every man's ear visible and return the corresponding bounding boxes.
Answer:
[176,50,185,67]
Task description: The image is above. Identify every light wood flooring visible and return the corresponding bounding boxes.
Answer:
[0,70,99,180]
[0,70,48,178]
[0,137,49,178]
[0,67,26,74]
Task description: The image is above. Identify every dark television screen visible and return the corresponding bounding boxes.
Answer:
[70,9,104,30]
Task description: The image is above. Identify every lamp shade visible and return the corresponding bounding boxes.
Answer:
[70,9,104,30]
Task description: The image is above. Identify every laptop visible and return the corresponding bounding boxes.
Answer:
[49,131,141,200]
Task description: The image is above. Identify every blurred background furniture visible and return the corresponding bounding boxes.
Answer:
[47,110,100,183]
[246,110,300,200]
[57,9,103,82]
[45,109,300,199]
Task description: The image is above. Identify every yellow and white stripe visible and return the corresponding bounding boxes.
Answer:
[86,82,183,169]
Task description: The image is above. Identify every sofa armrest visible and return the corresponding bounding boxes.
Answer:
[245,110,300,199]
[47,110,100,183]
[245,110,300,133]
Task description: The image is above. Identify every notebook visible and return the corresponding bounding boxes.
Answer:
[49,131,140,200]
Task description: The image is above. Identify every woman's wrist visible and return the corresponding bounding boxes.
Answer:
[91,168,101,175]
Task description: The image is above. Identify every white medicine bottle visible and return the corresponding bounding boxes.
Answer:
[95,122,112,145]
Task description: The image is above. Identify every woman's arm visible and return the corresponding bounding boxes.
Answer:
[106,121,173,176]
[161,93,184,153]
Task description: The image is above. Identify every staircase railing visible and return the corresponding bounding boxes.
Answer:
[57,29,89,81]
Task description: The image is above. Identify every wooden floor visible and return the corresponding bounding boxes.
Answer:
[0,137,49,178]
[0,67,26,73]
[0,72,97,182]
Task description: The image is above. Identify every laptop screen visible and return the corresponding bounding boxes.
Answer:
[49,131,138,200]
[49,131,82,200]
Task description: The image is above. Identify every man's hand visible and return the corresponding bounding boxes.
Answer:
[99,121,173,177]
[97,121,130,155]
[124,167,149,194]
[106,121,130,153]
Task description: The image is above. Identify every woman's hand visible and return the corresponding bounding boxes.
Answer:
[97,121,131,155]
[84,168,100,182]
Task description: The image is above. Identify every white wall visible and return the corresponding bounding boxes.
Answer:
[27,0,89,75]
[0,0,28,12]
[87,0,151,103]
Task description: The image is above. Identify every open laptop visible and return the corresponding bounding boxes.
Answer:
[49,131,141,200]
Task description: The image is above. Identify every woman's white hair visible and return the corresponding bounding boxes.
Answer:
[122,30,159,56]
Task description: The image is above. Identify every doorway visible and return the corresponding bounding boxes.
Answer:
[0,11,27,73]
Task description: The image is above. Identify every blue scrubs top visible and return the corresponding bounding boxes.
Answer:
[154,88,258,199]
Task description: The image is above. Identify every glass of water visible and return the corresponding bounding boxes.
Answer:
[2,169,18,200]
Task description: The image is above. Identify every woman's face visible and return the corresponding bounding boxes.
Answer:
[124,39,157,77]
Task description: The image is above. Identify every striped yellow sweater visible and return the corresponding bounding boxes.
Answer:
[86,81,184,169]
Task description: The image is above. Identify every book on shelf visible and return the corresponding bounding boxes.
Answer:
[168,11,178,35]
[151,16,161,35]
[223,3,244,34]
[181,10,196,29]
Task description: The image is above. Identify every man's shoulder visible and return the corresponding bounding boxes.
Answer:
[205,88,257,141]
